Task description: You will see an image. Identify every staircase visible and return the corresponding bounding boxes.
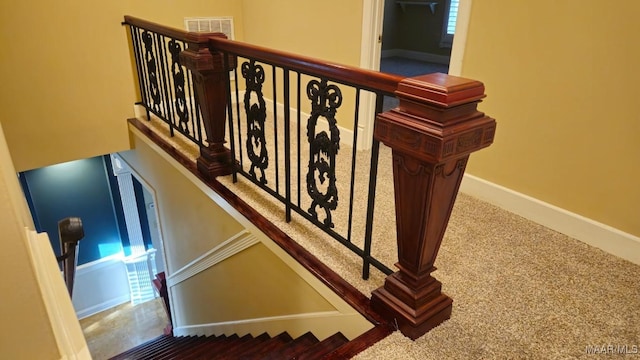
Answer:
[109,331,350,359]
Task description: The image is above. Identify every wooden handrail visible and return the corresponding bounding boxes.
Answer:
[208,37,404,95]
[123,15,403,95]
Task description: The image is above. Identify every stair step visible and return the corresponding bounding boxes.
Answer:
[265,332,320,360]
[237,332,294,359]
[180,334,240,360]
[202,333,254,358]
[177,334,236,359]
[109,330,350,360]
[110,335,178,360]
[224,332,271,358]
[153,335,206,360]
[293,332,349,360]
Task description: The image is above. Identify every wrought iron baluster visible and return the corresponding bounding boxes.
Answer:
[346,88,361,243]
[130,26,150,120]
[306,79,341,229]
[141,29,160,116]
[231,59,242,183]
[155,34,173,135]
[241,60,269,184]
[296,72,301,208]
[167,39,189,134]
[224,52,238,183]
[233,59,242,178]
[362,93,387,279]
[284,69,292,222]
[272,65,279,195]
[363,138,381,280]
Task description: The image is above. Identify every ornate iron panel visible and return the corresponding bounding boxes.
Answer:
[306,79,341,228]
[242,60,269,184]
[167,39,189,133]
[141,30,161,113]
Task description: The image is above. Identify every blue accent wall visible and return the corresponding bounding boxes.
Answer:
[20,156,124,265]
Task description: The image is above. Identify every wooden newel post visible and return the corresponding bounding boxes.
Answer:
[371,73,496,339]
[180,34,236,180]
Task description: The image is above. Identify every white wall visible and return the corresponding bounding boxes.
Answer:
[72,254,131,319]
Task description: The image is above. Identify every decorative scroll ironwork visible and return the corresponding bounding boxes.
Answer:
[241,60,269,184]
[306,79,342,228]
[141,30,161,113]
[168,39,189,133]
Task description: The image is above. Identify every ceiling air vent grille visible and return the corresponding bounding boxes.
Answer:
[184,17,234,40]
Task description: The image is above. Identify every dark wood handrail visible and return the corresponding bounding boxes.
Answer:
[123,15,403,95]
[208,37,404,95]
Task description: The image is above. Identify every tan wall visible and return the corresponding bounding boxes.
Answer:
[241,1,361,65]
[172,243,334,325]
[0,124,59,359]
[460,0,640,236]
[0,0,243,172]
[240,1,364,129]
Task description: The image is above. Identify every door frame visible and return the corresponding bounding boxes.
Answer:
[358,0,473,150]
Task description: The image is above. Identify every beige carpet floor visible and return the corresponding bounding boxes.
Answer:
[138,113,640,359]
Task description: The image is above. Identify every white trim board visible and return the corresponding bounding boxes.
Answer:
[173,311,371,341]
[166,230,258,287]
[460,174,640,265]
[72,254,131,319]
[75,295,130,320]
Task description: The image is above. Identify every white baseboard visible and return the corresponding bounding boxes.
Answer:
[172,311,370,341]
[72,254,131,319]
[381,49,451,65]
[75,295,130,320]
[460,174,640,265]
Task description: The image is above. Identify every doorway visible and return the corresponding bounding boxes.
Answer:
[359,0,471,146]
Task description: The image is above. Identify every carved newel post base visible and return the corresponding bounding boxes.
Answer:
[371,73,496,340]
[180,35,236,180]
[196,144,233,180]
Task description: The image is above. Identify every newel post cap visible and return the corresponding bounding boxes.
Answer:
[375,73,496,163]
[396,72,486,110]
